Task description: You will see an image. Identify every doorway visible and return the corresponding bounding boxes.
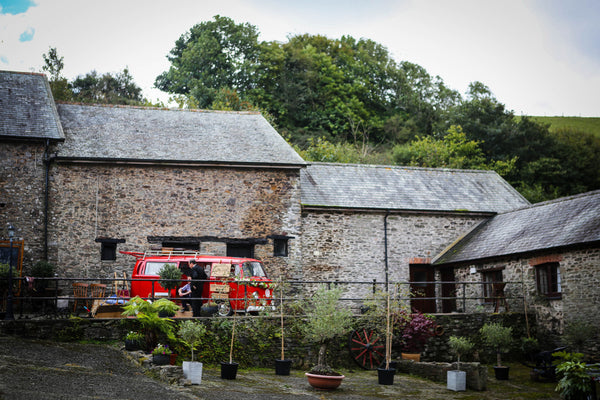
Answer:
[409,264,436,313]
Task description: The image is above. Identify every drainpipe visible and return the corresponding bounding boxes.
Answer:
[43,139,51,261]
[384,210,390,292]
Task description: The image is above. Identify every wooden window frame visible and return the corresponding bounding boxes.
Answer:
[535,262,562,299]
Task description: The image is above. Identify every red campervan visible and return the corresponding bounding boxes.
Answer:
[121,250,274,316]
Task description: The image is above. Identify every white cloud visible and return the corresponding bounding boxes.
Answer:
[0,0,598,116]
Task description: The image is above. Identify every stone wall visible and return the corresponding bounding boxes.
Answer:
[46,162,302,281]
[0,141,48,272]
[300,209,485,305]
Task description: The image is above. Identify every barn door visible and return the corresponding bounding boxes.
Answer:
[409,265,436,313]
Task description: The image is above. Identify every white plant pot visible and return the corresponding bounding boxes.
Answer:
[447,370,466,391]
[183,361,203,385]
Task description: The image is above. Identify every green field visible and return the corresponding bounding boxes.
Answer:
[527,116,600,137]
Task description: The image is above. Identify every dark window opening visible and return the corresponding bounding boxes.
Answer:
[101,242,117,261]
[227,243,254,258]
[273,238,289,257]
[536,262,562,299]
[96,238,125,261]
[482,269,503,302]
[161,241,199,251]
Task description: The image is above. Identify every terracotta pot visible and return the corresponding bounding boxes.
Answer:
[305,372,345,390]
[401,353,421,362]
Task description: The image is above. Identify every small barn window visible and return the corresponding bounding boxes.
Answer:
[101,242,117,261]
[536,262,561,299]
[273,238,289,257]
[481,269,503,302]
[96,238,125,261]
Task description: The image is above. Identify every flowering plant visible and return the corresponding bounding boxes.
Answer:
[395,310,437,353]
[125,331,144,342]
[151,343,172,356]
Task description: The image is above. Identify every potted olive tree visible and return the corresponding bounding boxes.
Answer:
[221,311,239,380]
[303,284,352,390]
[158,263,182,300]
[275,278,292,375]
[178,320,207,384]
[480,322,513,380]
[447,335,474,391]
[377,292,396,385]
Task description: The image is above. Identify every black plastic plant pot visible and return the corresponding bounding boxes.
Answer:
[379,361,397,373]
[377,368,396,385]
[220,362,239,380]
[275,359,293,376]
[494,366,510,380]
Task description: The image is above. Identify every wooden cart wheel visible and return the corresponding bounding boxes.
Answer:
[348,328,385,370]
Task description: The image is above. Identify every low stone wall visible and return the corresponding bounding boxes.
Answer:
[395,360,487,391]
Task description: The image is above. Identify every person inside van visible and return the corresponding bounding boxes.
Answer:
[178,276,192,312]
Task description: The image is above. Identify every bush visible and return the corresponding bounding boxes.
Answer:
[158,263,182,292]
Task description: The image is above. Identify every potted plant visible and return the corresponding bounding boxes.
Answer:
[121,296,175,351]
[303,285,352,390]
[378,292,396,385]
[178,320,206,384]
[151,343,172,365]
[152,298,179,317]
[480,322,513,380]
[124,331,144,351]
[158,263,182,299]
[275,278,292,376]
[30,260,56,292]
[220,311,239,380]
[554,351,597,400]
[447,335,474,391]
[396,310,437,361]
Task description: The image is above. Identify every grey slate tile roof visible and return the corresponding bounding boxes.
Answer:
[433,190,600,265]
[301,163,530,213]
[0,70,64,140]
[54,103,305,166]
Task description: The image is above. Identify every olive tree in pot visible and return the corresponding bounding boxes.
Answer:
[378,292,396,385]
[158,263,182,302]
[447,335,474,391]
[220,310,239,380]
[480,322,513,380]
[275,278,292,375]
[303,284,352,390]
[178,320,207,384]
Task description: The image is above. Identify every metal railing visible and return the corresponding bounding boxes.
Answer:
[1,276,524,318]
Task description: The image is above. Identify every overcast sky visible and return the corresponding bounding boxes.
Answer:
[2,0,599,117]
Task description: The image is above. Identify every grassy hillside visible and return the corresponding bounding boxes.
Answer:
[528,116,600,138]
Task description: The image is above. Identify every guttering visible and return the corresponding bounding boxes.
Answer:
[51,157,306,170]
[43,140,51,260]
[301,205,497,217]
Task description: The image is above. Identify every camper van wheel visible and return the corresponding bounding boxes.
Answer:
[216,301,233,317]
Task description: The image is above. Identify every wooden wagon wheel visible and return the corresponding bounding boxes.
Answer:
[348,328,385,370]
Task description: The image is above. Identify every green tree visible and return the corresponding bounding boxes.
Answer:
[42,47,72,101]
[155,15,260,108]
[71,68,143,105]
[392,125,516,175]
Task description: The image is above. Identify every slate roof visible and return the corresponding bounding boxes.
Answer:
[0,70,64,140]
[433,190,600,265]
[301,163,530,213]
[54,103,305,166]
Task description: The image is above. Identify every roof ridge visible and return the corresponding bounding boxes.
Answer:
[0,69,46,77]
[307,162,497,174]
[497,189,600,215]
[56,101,261,115]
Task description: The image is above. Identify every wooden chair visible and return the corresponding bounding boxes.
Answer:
[72,282,89,312]
[89,283,107,316]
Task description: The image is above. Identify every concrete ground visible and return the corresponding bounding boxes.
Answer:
[0,335,560,400]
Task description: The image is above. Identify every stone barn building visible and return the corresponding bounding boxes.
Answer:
[3,70,599,353]
[433,190,600,353]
